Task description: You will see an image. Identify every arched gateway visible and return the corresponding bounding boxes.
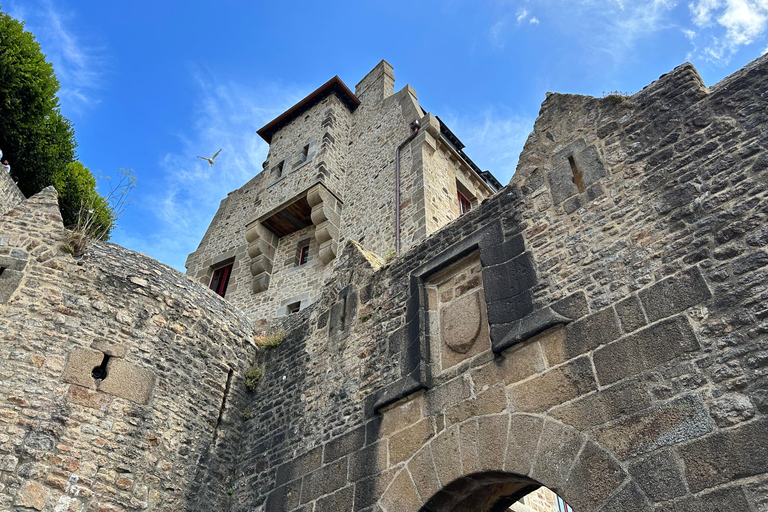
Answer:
[1,57,766,512]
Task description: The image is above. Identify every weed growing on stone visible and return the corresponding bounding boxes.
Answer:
[245,367,263,392]
[227,488,234,495]
[65,168,136,256]
[602,90,633,104]
[254,330,284,348]
[241,408,252,420]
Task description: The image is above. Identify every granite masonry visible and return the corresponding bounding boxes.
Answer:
[0,52,767,512]
[185,61,499,323]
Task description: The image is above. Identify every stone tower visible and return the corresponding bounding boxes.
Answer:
[185,61,500,322]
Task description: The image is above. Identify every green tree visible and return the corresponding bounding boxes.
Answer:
[0,10,76,196]
[0,8,126,242]
[54,161,114,240]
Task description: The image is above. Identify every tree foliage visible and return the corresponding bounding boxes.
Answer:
[0,9,123,240]
[54,161,114,240]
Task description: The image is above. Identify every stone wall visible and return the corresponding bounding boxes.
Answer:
[207,53,768,512]
[0,167,24,216]
[0,188,256,512]
[6,52,766,512]
[187,61,496,324]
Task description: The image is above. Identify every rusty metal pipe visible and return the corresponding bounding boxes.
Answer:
[395,121,420,255]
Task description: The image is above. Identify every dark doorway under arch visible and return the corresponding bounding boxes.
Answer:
[420,471,572,512]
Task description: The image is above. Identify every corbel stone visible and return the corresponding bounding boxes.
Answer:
[307,184,341,265]
[245,221,277,293]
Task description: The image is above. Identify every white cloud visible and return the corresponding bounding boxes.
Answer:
[517,8,529,23]
[6,0,105,112]
[530,17,541,24]
[689,0,768,62]
[111,71,305,270]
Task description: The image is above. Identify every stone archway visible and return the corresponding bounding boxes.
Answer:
[378,412,651,512]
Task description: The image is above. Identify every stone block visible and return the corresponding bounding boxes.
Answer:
[594,394,711,459]
[407,446,440,503]
[479,233,525,267]
[548,307,621,365]
[348,441,388,482]
[638,266,711,322]
[300,459,348,504]
[530,420,584,493]
[62,348,104,388]
[354,470,395,510]
[276,446,323,486]
[471,341,546,390]
[628,449,686,502]
[429,426,462,486]
[614,294,647,333]
[593,315,700,386]
[90,339,127,358]
[477,414,509,472]
[265,480,301,512]
[491,307,569,354]
[425,375,472,415]
[458,420,480,474]
[572,146,607,187]
[314,485,353,512]
[549,378,651,430]
[389,418,434,464]
[550,291,589,321]
[445,385,507,426]
[98,358,156,405]
[486,290,534,326]
[380,393,424,437]
[504,414,544,476]
[380,469,422,512]
[15,480,47,510]
[549,161,579,205]
[655,486,751,512]
[324,425,366,464]
[508,356,597,413]
[0,267,24,303]
[678,418,768,492]
[482,252,537,303]
[561,441,625,512]
[597,481,654,512]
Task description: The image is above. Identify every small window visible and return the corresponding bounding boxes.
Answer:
[272,161,284,179]
[209,263,232,297]
[458,192,472,215]
[287,302,301,314]
[298,245,310,265]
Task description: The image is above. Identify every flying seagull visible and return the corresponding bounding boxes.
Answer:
[197,149,222,166]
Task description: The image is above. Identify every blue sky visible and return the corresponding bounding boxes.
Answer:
[5,0,768,271]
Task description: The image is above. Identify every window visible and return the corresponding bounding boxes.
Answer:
[287,302,301,314]
[209,263,232,297]
[556,496,573,512]
[299,244,310,265]
[272,161,284,179]
[458,192,472,215]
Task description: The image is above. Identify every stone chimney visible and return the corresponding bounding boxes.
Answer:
[355,60,395,104]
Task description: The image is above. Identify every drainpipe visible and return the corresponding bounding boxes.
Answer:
[395,120,421,255]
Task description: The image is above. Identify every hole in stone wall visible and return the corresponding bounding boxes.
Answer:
[568,155,585,194]
[287,301,301,314]
[91,354,111,381]
[0,267,5,277]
